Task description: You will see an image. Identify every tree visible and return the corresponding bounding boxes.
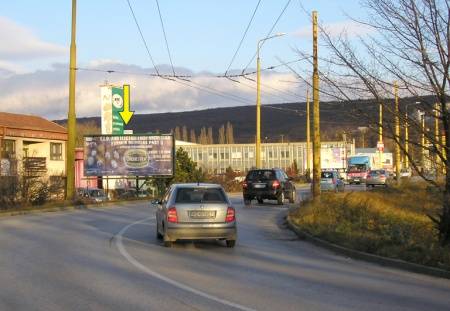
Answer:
[152,148,205,194]
[226,122,235,144]
[174,126,181,141]
[190,129,197,143]
[207,127,214,144]
[182,125,188,142]
[218,125,226,144]
[296,0,450,244]
[198,127,208,144]
[61,120,100,148]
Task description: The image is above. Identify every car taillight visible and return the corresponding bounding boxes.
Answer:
[332,178,336,184]
[367,175,371,179]
[272,180,280,189]
[242,181,248,189]
[225,207,235,223]
[380,175,386,178]
[167,207,178,223]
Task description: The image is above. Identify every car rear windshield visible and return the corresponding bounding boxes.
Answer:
[246,170,275,180]
[321,172,334,178]
[369,170,385,176]
[175,188,227,203]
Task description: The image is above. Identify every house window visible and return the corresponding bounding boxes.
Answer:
[50,143,63,161]
[1,139,15,158]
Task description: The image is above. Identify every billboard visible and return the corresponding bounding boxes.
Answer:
[84,135,174,176]
[101,85,124,134]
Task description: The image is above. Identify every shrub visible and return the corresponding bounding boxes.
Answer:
[289,188,450,270]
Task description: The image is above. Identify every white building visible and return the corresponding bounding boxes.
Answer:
[0,112,67,180]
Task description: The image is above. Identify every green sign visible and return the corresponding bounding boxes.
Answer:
[111,87,124,134]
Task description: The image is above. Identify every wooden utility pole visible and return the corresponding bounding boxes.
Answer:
[312,11,321,198]
[66,0,77,200]
[306,89,311,175]
[394,82,401,182]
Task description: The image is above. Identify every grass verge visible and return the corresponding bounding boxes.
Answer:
[288,181,450,271]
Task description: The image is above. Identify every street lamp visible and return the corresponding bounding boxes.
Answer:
[256,32,285,168]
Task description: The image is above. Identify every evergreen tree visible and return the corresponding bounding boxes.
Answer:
[190,129,197,143]
[218,125,225,144]
[207,127,214,144]
[182,125,188,142]
[174,126,181,141]
[226,122,234,144]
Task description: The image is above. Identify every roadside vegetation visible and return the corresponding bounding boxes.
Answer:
[289,181,450,270]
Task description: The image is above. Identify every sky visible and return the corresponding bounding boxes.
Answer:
[0,0,369,119]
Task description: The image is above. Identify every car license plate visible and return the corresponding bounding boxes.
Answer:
[253,183,266,188]
[354,179,360,182]
[188,210,216,219]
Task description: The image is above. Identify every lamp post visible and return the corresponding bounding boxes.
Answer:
[256,32,285,168]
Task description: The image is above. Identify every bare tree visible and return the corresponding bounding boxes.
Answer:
[297,0,450,244]
[198,127,208,144]
[174,126,181,141]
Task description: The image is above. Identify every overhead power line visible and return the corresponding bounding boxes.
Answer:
[224,0,262,76]
[241,0,292,75]
[155,0,176,76]
[126,0,160,76]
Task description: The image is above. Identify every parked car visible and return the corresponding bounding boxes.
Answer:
[116,189,137,199]
[365,169,390,187]
[242,168,296,205]
[320,171,345,192]
[76,188,108,203]
[400,168,412,178]
[154,183,237,248]
[137,189,151,198]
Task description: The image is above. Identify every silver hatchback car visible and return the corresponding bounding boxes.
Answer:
[154,183,237,248]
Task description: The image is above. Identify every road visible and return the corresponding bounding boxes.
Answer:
[0,196,449,311]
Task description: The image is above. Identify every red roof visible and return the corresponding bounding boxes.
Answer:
[0,112,67,133]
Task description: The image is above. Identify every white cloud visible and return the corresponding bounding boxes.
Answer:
[0,61,303,120]
[0,16,67,64]
[294,20,374,38]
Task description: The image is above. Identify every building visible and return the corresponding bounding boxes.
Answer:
[0,112,67,180]
[176,140,355,174]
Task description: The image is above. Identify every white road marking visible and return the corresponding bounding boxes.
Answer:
[115,216,256,311]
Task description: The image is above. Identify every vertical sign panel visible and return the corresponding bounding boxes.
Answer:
[101,86,112,134]
[111,87,124,134]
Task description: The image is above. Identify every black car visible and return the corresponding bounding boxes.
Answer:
[242,169,296,205]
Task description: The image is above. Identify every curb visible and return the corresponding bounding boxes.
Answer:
[0,200,145,218]
[286,217,450,280]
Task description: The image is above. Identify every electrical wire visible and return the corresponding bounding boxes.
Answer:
[126,0,160,76]
[224,0,261,76]
[155,0,176,76]
[241,0,292,75]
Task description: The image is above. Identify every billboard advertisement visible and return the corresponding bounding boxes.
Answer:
[101,85,124,135]
[84,135,174,176]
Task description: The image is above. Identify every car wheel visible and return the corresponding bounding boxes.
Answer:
[244,197,251,206]
[257,197,264,204]
[289,190,296,203]
[156,222,163,240]
[277,191,285,205]
[226,240,236,248]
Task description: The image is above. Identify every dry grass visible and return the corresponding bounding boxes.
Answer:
[289,182,450,270]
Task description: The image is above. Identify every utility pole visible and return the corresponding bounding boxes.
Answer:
[312,11,321,198]
[256,43,261,168]
[306,89,311,176]
[420,110,426,171]
[405,108,409,168]
[66,0,77,200]
[378,102,383,168]
[394,82,401,182]
[435,102,440,177]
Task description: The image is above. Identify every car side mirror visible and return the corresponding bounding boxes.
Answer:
[151,199,162,205]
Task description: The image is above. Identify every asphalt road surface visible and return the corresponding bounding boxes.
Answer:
[1,195,449,311]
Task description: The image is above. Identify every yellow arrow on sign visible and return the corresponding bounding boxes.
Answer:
[119,84,134,125]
